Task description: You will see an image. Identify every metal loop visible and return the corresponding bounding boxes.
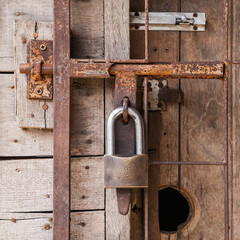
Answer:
[106,107,145,155]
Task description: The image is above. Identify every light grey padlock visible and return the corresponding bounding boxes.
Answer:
[104,107,148,188]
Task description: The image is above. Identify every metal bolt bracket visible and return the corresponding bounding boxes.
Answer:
[20,40,53,99]
[130,12,206,31]
[148,79,183,111]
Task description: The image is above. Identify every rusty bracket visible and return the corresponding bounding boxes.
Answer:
[20,40,53,99]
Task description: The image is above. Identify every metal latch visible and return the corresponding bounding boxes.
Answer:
[20,40,53,99]
[148,79,184,111]
[130,12,206,31]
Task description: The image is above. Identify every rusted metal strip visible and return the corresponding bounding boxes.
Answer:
[114,73,138,215]
[53,0,71,239]
[20,61,224,79]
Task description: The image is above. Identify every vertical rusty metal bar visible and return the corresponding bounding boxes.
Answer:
[53,0,71,239]
[223,0,229,239]
[143,77,149,240]
[144,0,149,62]
[114,73,138,215]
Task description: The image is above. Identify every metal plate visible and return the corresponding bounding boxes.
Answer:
[28,40,53,99]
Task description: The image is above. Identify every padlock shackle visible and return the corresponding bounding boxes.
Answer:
[106,107,144,155]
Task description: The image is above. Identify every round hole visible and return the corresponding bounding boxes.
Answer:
[158,187,193,233]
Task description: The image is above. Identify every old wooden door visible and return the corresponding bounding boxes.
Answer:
[0,0,239,239]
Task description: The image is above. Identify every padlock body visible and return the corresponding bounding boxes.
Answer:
[104,154,148,188]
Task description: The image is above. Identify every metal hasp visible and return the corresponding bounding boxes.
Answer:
[130,12,206,31]
[104,107,148,190]
[19,40,53,99]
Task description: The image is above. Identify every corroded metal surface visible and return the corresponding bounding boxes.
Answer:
[114,73,138,216]
[172,62,224,78]
[53,0,71,239]
[104,154,148,188]
[20,60,225,79]
[28,40,53,99]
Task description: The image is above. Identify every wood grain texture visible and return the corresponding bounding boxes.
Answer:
[0,74,53,156]
[104,0,130,60]
[0,211,104,240]
[180,0,225,238]
[0,0,53,71]
[71,0,104,59]
[70,78,104,156]
[14,19,53,129]
[0,157,104,212]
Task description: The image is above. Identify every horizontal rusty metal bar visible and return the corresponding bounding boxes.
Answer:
[20,61,224,79]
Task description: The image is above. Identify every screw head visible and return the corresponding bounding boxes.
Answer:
[193,25,198,31]
[36,88,43,95]
[11,218,17,223]
[44,223,51,230]
[40,44,47,51]
[193,13,198,17]
[42,104,48,110]
[22,38,27,44]
[15,12,20,16]
[15,168,20,172]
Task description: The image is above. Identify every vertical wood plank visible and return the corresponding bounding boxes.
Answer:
[104,0,130,60]
[71,0,104,59]
[180,0,225,238]
[53,0,71,239]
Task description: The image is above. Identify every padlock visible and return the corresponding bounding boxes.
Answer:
[104,107,148,188]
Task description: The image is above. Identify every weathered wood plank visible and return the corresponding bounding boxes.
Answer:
[71,0,104,59]
[0,211,104,240]
[180,166,225,239]
[0,157,104,212]
[0,58,14,72]
[180,0,225,238]
[0,74,53,156]
[14,19,53,129]
[70,78,104,156]
[70,211,105,240]
[0,0,53,71]
[104,0,130,60]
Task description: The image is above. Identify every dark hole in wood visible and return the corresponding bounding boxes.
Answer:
[158,187,192,233]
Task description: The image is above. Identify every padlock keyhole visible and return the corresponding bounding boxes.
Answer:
[158,187,193,233]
